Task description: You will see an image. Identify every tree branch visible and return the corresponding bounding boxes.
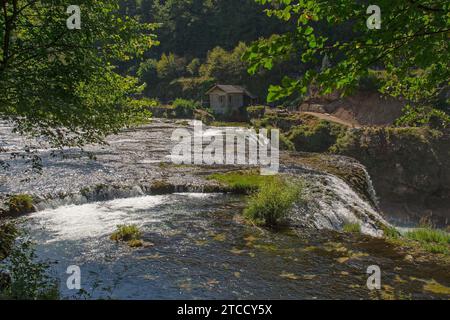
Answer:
[1,0,11,71]
[408,0,446,12]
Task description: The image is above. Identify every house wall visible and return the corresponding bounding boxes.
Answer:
[229,93,244,109]
[209,92,227,115]
[209,89,244,115]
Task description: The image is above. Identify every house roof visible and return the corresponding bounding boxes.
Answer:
[206,84,257,99]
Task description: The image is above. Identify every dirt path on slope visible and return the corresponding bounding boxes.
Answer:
[300,111,360,127]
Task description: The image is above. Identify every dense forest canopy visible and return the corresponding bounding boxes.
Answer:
[122,0,449,121]
[117,0,303,104]
[135,0,291,58]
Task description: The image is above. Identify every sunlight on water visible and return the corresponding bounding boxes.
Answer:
[31,195,167,242]
[30,194,219,242]
[20,193,448,300]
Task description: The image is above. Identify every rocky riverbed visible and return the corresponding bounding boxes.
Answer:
[1,119,387,235]
[1,119,449,299]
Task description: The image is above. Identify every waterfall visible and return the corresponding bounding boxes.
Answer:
[353,162,380,210]
[282,166,387,237]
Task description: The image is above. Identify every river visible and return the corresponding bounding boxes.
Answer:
[1,120,449,299]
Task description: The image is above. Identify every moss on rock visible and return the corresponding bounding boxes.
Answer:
[282,153,377,207]
[288,119,346,153]
[332,127,450,212]
[111,224,144,248]
[150,180,176,194]
[207,170,275,194]
[6,194,35,216]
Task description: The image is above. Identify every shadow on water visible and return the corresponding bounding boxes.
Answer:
[21,193,450,300]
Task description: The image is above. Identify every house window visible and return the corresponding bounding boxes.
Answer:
[219,96,224,104]
[229,95,232,105]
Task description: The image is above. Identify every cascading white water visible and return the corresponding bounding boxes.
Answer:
[31,195,169,242]
[3,119,387,237]
[285,168,387,237]
[17,192,401,300]
[353,162,380,209]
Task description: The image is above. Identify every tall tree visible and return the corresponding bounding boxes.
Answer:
[0,0,158,148]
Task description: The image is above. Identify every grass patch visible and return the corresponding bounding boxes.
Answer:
[127,239,144,248]
[382,226,401,239]
[207,170,275,194]
[343,223,361,234]
[404,228,450,254]
[7,194,34,215]
[111,225,143,248]
[384,226,450,255]
[244,177,302,227]
[210,121,249,128]
[423,279,450,295]
[421,243,449,254]
[405,228,450,244]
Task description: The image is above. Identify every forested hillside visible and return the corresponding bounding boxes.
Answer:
[118,0,303,104]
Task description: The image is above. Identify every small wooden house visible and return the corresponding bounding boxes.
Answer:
[206,84,257,115]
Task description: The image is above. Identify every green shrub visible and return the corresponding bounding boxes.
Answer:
[343,223,361,234]
[289,120,345,152]
[279,133,295,151]
[7,194,34,215]
[137,58,158,95]
[257,110,303,132]
[187,58,201,76]
[172,98,201,118]
[244,177,302,227]
[194,109,215,124]
[111,225,142,243]
[357,70,384,91]
[396,105,450,129]
[0,223,18,261]
[131,97,159,108]
[382,226,401,239]
[247,106,266,119]
[0,233,59,300]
